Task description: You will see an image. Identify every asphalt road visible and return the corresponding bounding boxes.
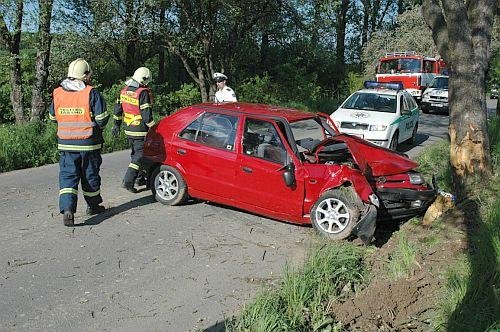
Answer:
[0,99,496,331]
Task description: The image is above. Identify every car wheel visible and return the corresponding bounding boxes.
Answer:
[407,124,418,145]
[310,187,361,240]
[422,108,429,114]
[389,131,399,151]
[150,165,188,205]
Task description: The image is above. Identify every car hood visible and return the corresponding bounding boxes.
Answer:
[424,88,448,98]
[315,135,418,176]
[331,108,398,125]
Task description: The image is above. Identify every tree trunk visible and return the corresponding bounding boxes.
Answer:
[334,0,350,90]
[158,3,166,84]
[422,0,494,198]
[30,0,54,122]
[0,0,25,123]
[361,0,370,46]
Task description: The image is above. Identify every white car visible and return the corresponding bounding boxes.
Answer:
[330,81,419,150]
[421,75,449,114]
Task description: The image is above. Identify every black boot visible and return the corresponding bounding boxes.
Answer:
[121,181,137,193]
[63,211,74,227]
[86,205,106,216]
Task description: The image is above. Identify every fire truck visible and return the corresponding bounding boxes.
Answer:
[376,52,447,101]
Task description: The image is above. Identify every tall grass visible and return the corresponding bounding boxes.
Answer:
[0,120,129,173]
[228,240,369,331]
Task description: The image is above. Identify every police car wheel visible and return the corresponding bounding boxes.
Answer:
[389,132,399,151]
[310,187,361,240]
[407,124,418,145]
[151,165,188,205]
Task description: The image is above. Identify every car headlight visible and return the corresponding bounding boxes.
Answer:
[408,172,424,185]
[369,124,387,131]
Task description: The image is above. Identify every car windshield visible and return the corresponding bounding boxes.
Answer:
[429,77,448,89]
[290,117,336,152]
[341,92,397,113]
[378,58,421,74]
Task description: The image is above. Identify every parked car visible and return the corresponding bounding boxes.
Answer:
[330,81,419,151]
[143,102,436,244]
[421,75,449,114]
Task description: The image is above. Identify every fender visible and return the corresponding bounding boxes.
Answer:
[319,164,374,203]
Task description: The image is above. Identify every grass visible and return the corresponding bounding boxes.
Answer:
[228,240,369,331]
[386,232,419,280]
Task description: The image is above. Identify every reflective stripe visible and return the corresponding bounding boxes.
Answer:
[129,163,140,170]
[95,111,109,120]
[124,130,147,137]
[113,114,123,120]
[120,94,139,106]
[140,103,151,110]
[58,122,95,127]
[59,188,78,195]
[49,114,56,120]
[123,113,142,126]
[58,143,102,151]
[146,120,155,127]
[83,189,101,197]
[58,129,94,137]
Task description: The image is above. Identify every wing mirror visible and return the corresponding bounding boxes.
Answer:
[281,162,296,187]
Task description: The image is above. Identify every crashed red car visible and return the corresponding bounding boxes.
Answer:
[143,102,436,244]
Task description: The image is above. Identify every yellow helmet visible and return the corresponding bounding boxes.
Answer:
[132,67,152,85]
[67,58,91,80]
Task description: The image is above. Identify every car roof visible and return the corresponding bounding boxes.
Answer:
[189,102,318,122]
[354,88,399,96]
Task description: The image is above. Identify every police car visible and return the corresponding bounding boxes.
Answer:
[330,81,419,150]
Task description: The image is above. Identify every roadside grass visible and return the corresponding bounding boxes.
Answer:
[386,232,418,280]
[417,117,499,332]
[228,240,369,331]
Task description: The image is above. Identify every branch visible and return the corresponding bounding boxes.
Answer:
[166,39,201,85]
[421,0,450,62]
[0,13,12,49]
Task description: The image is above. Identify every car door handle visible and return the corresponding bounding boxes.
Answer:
[242,166,253,173]
[177,149,186,155]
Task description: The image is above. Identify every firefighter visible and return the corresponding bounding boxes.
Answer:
[213,72,237,103]
[48,58,109,226]
[112,67,155,193]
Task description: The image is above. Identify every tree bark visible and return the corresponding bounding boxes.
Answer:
[0,0,24,123]
[361,0,370,46]
[157,2,166,84]
[30,0,54,122]
[422,0,494,197]
[335,0,350,88]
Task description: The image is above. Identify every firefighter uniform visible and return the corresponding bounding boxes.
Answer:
[113,71,155,192]
[48,61,109,225]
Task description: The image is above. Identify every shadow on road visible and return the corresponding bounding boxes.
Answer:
[77,195,157,226]
[397,133,429,153]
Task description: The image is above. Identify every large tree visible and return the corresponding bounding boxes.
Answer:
[422,0,494,197]
[30,0,54,122]
[0,0,24,123]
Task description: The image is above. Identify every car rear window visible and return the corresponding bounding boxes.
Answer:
[179,112,238,150]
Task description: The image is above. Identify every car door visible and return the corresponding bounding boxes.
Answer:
[235,117,304,219]
[171,111,240,200]
[398,93,413,141]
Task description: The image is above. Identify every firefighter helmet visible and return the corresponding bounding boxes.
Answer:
[132,67,152,86]
[67,58,91,80]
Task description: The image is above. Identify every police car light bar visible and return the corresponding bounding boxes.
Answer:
[364,81,404,91]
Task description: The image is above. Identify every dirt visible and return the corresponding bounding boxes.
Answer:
[331,215,468,331]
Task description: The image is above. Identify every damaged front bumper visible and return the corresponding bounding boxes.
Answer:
[375,188,437,220]
[352,204,378,245]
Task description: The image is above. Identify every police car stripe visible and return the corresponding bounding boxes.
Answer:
[390,107,418,125]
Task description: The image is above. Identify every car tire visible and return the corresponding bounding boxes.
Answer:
[150,165,188,205]
[407,124,418,145]
[310,187,362,240]
[389,131,399,151]
[422,108,429,114]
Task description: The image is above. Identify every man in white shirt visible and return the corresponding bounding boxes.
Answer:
[213,72,237,103]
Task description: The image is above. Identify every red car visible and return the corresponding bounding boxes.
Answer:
[143,102,436,244]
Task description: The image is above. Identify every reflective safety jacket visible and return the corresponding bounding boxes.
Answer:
[114,85,155,138]
[49,82,109,152]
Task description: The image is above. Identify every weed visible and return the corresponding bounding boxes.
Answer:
[387,231,418,280]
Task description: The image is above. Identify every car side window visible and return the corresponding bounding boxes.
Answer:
[405,94,417,110]
[400,95,411,113]
[179,112,238,150]
[243,118,286,164]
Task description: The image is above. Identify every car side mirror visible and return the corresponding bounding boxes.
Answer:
[401,109,411,116]
[282,162,296,187]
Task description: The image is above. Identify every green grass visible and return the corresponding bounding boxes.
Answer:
[386,232,419,280]
[228,240,369,331]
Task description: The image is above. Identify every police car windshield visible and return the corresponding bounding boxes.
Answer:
[429,77,448,89]
[342,92,397,113]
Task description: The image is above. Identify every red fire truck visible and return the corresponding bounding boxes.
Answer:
[376,52,447,101]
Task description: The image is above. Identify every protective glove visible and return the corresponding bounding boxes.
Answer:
[111,125,120,138]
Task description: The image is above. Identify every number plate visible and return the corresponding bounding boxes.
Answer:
[431,103,443,107]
